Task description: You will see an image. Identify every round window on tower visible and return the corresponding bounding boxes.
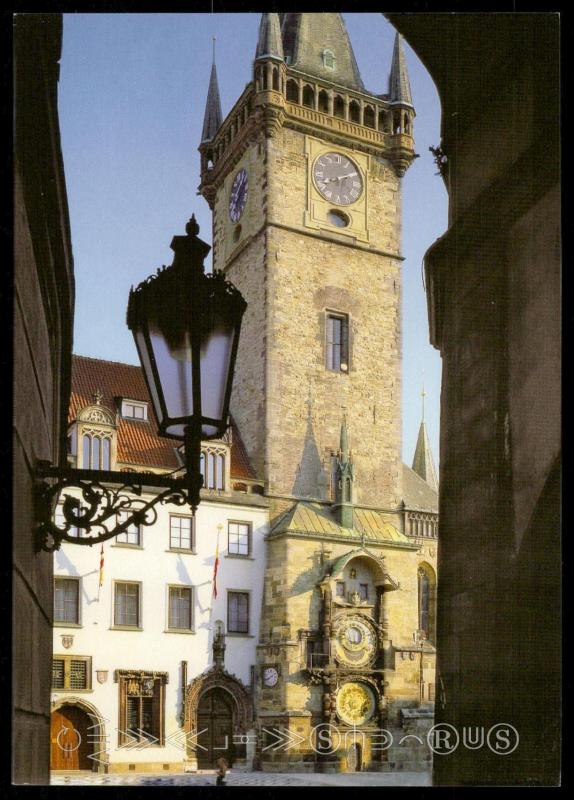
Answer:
[327,209,350,228]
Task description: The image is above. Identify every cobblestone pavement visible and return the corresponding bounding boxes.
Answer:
[51,769,431,787]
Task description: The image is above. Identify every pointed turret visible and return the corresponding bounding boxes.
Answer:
[201,55,222,144]
[412,387,438,492]
[335,415,355,529]
[280,13,364,92]
[389,32,413,106]
[255,13,284,62]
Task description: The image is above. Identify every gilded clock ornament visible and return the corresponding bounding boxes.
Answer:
[229,168,248,222]
[336,682,376,726]
[312,152,363,206]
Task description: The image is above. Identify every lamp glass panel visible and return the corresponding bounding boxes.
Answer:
[135,330,163,426]
[199,319,235,424]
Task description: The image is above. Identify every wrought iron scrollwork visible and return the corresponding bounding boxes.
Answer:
[35,465,190,552]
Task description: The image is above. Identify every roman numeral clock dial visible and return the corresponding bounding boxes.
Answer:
[229,168,248,223]
[313,152,363,206]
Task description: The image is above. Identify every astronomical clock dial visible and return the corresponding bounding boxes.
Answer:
[229,168,248,222]
[336,681,376,726]
[312,152,363,206]
[262,667,279,687]
[333,615,377,668]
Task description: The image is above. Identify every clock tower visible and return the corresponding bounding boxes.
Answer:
[199,14,425,773]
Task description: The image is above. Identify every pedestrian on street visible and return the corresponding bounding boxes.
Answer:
[216,757,228,786]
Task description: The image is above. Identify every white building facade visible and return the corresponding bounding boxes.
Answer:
[51,355,268,773]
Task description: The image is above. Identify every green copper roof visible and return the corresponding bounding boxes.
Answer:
[270,501,412,545]
[281,13,365,92]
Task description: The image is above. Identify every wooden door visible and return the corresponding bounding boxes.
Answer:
[50,706,92,771]
[196,689,234,768]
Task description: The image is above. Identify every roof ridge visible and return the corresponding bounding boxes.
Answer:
[73,353,141,369]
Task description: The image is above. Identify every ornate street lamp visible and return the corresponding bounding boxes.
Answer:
[36,216,246,552]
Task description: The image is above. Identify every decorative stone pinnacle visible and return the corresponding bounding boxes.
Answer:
[186,215,200,237]
[93,389,103,405]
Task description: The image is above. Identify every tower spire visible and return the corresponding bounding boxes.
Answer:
[335,414,355,529]
[255,13,284,62]
[280,13,364,91]
[412,388,438,492]
[389,32,413,106]
[201,46,222,144]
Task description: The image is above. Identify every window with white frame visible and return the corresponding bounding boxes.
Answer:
[54,577,80,624]
[121,399,148,420]
[54,502,80,538]
[227,591,249,634]
[115,511,141,546]
[167,586,193,631]
[228,522,251,557]
[114,582,141,628]
[169,515,194,551]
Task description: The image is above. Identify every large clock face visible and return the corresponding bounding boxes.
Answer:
[229,168,248,222]
[336,682,376,726]
[313,152,363,206]
[333,615,377,668]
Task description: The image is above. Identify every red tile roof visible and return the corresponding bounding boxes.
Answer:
[70,355,256,479]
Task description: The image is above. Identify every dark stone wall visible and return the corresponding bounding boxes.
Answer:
[387,13,560,786]
[13,14,74,784]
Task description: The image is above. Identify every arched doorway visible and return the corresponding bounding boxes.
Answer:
[50,705,93,771]
[347,742,362,772]
[197,688,234,768]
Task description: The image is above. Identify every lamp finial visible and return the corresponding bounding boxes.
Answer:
[186,215,200,237]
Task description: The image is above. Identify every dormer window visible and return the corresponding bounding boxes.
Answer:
[121,399,148,420]
[322,49,336,70]
[83,433,111,470]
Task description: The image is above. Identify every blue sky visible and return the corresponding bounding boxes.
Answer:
[58,12,446,469]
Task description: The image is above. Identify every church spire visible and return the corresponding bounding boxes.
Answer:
[255,13,284,62]
[201,43,222,144]
[388,32,413,106]
[280,13,365,92]
[412,386,438,492]
[335,415,355,529]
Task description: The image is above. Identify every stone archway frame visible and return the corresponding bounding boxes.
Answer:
[184,666,253,736]
[51,696,109,773]
[325,547,400,593]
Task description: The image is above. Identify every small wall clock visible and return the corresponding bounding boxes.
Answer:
[262,666,279,687]
[229,168,248,222]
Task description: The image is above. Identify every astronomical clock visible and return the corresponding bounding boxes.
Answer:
[305,549,400,739]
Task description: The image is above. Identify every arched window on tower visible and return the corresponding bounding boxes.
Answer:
[272,67,279,91]
[349,100,360,123]
[302,85,315,109]
[286,79,299,103]
[364,105,375,129]
[333,95,345,118]
[318,89,329,113]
